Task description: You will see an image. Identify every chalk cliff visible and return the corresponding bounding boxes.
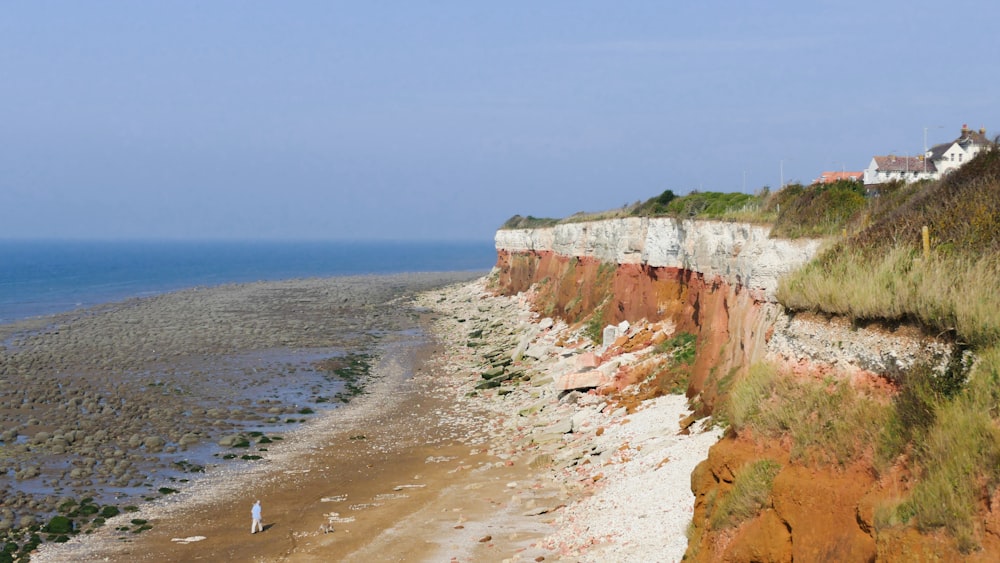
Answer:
[490,216,965,562]
[493,217,948,407]
[495,217,821,301]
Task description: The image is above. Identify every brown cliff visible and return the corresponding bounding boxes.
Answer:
[491,232,996,561]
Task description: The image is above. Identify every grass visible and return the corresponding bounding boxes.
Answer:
[726,353,1000,551]
[875,346,1000,552]
[778,142,1000,346]
[779,247,1000,348]
[723,363,892,466]
[656,332,697,366]
[709,458,782,530]
[768,179,867,238]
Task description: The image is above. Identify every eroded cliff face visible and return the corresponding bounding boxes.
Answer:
[496,217,821,302]
[494,218,821,413]
[491,217,968,562]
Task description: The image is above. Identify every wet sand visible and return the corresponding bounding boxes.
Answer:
[0,272,483,557]
[26,274,720,562]
[24,274,560,562]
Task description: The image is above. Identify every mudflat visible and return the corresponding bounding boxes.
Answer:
[23,274,719,562]
[0,272,485,559]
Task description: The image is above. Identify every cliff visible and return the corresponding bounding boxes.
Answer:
[490,217,973,561]
[495,217,819,302]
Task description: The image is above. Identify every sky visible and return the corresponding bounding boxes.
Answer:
[2,1,998,241]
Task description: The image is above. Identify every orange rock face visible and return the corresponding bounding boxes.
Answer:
[492,250,774,414]
[491,248,1000,562]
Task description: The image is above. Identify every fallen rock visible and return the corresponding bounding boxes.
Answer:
[555,371,607,391]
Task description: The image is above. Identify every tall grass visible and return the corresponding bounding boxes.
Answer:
[723,363,891,466]
[710,458,783,530]
[879,346,1000,552]
[779,246,1000,347]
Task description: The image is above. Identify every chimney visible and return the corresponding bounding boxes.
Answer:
[980,126,987,135]
[962,123,970,133]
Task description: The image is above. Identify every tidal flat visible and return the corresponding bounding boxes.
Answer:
[0,272,478,547]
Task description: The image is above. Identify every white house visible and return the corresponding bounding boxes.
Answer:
[862,155,933,185]
[863,124,990,185]
[926,124,990,175]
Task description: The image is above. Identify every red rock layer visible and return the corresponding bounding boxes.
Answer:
[492,249,774,413]
[491,248,1000,562]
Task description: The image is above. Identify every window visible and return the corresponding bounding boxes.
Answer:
[959,153,963,162]
[951,154,955,161]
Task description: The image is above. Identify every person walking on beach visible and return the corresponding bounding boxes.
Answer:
[251,500,263,534]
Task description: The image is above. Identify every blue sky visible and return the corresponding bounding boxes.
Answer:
[2,2,998,241]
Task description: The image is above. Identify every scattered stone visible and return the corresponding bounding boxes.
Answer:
[170,536,206,544]
[555,371,607,392]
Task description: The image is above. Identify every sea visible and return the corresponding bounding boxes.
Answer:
[0,239,496,324]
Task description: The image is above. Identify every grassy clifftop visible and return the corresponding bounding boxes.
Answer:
[758,142,1000,554]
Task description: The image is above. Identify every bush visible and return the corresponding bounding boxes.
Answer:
[500,215,560,229]
[631,190,678,216]
[656,332,697,365]
[770,180,866,238]
[884,346,1000,551]
[42,516,74,535]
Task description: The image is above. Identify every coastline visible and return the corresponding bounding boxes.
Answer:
[28,276,720,561]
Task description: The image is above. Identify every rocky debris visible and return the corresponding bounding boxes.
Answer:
[414,278,723,561]
[554,371,607,392]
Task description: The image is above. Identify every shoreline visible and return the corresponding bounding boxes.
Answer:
[28,276,721,561]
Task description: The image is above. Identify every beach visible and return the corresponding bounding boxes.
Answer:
[18,275,720,562]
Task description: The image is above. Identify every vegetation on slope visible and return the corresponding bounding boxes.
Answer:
[499,141,1000,551]
[779,143,1000,344]
[752,142,1000,552]
[500,179,866,234]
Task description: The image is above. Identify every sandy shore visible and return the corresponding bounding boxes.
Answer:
[25,276,720,562]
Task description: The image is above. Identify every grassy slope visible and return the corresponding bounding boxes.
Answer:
[499,143,1000,552]
[766,144,1000,552]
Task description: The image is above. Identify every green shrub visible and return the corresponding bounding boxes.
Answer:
[500,215,561,229]
[770,180,866,238]
[631,190,678,216]
[884,346,1000,551]
[656,332,697,366]
[42,516,74,535]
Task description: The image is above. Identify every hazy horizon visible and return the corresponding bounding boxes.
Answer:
[3,2,998,241]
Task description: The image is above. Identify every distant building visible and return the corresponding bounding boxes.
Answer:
[863,124,990,185]
[926,124,991,176]
[862,155,934,185]
[813,170,863,184]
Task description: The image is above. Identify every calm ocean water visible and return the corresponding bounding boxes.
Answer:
[0,239,496,323]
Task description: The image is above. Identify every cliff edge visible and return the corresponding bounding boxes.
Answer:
[490,217,977,561]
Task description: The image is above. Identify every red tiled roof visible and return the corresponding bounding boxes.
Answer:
[813,171,863,184]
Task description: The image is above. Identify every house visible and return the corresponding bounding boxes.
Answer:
[863,124,990,185]
[926,124,990,175]
[862,155,935,185]
[813,170,863,184]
